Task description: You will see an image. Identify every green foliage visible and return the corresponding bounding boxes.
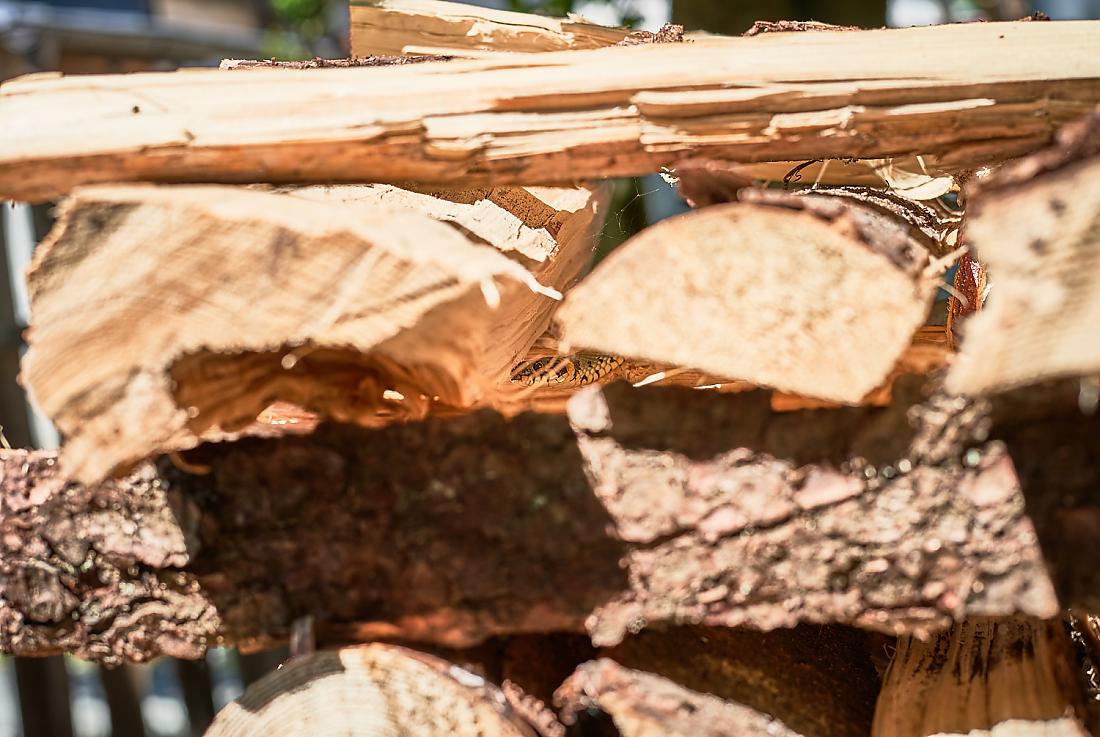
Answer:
[507,0,578,15]
[268,0,327,51]
[506,0,643,27]
[272,0,325,21]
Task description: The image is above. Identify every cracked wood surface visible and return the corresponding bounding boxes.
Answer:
[349,0,629,57]
[0,379,1080,664]
[873,617,1090,737]
[554,191,938,404]
[948,113,1100,395]
[206,643,536,737]
[1,21,1098,201]
[22,183,604,484]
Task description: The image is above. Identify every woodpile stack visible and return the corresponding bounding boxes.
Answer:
[1,1,1099,735]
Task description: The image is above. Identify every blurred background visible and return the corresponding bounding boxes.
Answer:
[1,0,1098,734]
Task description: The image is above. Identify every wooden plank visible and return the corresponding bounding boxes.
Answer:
[1,21,1098,201]
[947,112,1100,395]
[873,617,1090,737]
[22,183,604,483]
[206,644,536,737]
[554,190,938,403]
[349,0,629,57]
[13,657,73,737]
[0,379,1069,663]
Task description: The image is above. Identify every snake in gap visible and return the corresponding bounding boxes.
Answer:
[510,352,625,387]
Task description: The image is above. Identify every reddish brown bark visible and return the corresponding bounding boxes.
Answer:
[0,379,1084,663]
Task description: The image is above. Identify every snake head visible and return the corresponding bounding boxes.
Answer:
[509,356,573,385]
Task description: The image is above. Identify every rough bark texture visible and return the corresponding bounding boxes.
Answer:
[555,194,937,403]
[220,55,451,69]
[2,21,1098,202]
[0,452,219,662]
[23,183,604,483]
[873,617,1090,737]
[0,379,1071,664]
[206,643,535,737]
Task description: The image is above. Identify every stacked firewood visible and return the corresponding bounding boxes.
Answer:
[1,1,1100,734]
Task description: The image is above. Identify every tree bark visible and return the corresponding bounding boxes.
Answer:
[1,21,1097,202]
[0,378,1076,664]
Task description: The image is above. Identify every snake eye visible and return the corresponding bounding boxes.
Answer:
[510,357,549,383]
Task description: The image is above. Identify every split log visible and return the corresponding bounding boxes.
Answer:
[559,659,798,737]
[349,2,969,192]
[569,625,880,737]
[872,617,1090,737]
[675,158,958,200]
[947,113,1100,395]
[2,21,1099,202]
[22,182,604,483]
[0,379,1070,664]
[352,2,958,191]
[349,0,629,57]
[205,643,535,737]
[555,190,939,403]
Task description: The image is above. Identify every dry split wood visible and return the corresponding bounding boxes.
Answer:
[555,191,937,403]
[22,183,604,483]
[873,617,1090,737]
[349,0,628,57]
[206,643,535,737]
[1,21,1098,201]
[948,113,1100,394]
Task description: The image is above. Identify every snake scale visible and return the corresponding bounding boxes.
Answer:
[509,352,625,388]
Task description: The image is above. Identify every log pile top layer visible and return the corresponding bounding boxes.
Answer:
[1,21,1098,201]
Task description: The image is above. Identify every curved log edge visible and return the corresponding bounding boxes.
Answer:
[2,378,1095,664]
[207,642,536,737]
